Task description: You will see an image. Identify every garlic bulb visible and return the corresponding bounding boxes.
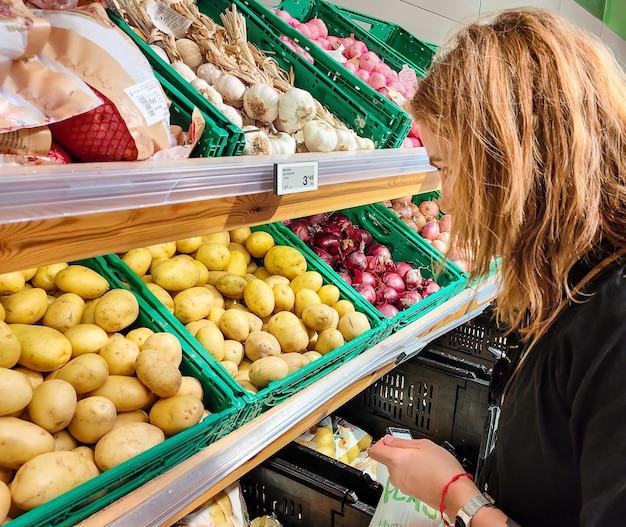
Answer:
[334,128,358,151]
[175,38,203,72]
[148,44,170,64]
[214,74,246,108]
[276,88,316,133]
[242,84,280,123]
[170,62,197,83]
[190,78,223,106]
[196,63,223,85]
[243,126,272,155]
[268,132,296,155]
[355,136,375,150]
[216,103,244,129]
[303,120,337,152]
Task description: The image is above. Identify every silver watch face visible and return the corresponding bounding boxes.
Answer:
[455,509,471,527]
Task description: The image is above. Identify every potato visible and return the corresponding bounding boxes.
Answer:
[173,286,214,323]
[0,417,55,469]
[152,256,199,291]
[229,227,252,245]
[185,319,216,336]
[2,287,48,324]
[237,379,259,393]
[176,236,203,254]
[215,273,248,300]
[121,247,153,277]
[219,309,249,342]
[87,375,152,412]
[228,242,251,264]
[222,340,244,365]
[52,429,77,451]
[201,231,230,246]
[9,451,99,510]
[195,325,225,361]
[12,367,43,390]
[54,265,110,299]
[248,356,289,388]
[264,246,307,280]
[135,349,182,398]
[207,307,225,325]
[68,396,117,444]
[290,271,323,293]
[64,323,109,357]
[303,351,322,363]
[224,250,248,277]
[145,241,177,260]
[279,352,310,374]
[332,299,356,318]
[0,467,11,485]
[28,379,77,433]
[11,324,72,372]
[244,331,281,362]
[306,328,318,351]
[0,321,21,368]
[56,353,109,394]
[176,376,204,400]
[301,303,340,332]
[30,263,69,291]
[42,292,86,333]
[243,311,263,333]
[246,260,258,274]
[0,272,25,295]
[337,311,371,341]
[294,289,322,318]
[0,368,32,416]
[192,260,209,286]
[318,284,341,306]
[144,282,175,314]
[314,328,345,355]
[219,360,238,376]
[142,332,183,366]
[149,394,204,435]
[94,289,139,332]
[195,243,231,271]
[243,279,275,318]
[72,446,97,466]
[253,267,271,280]
[0,481,9,524]
[113,409,149,428]
[268,312,309,353]
[80,298,100,324]
[123,326,154,349]
[98,336,140,376]
[245,231,275,258]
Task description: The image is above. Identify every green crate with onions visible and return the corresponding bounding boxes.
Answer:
[7,256,241,527]
[276,204,468,332]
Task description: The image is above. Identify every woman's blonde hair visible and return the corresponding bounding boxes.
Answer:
[411,8,626,342]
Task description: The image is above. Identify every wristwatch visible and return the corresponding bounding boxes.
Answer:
[455,494,491,527]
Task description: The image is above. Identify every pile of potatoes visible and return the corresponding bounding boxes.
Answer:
[0,262,208,522]
[119,227,372,392]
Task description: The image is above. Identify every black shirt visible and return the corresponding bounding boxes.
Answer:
[477,261,626,526]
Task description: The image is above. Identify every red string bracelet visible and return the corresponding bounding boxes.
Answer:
[439,472,474,527]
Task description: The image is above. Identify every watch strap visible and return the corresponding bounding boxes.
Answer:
[455,494,491,527]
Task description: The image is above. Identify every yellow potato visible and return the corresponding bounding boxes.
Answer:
[0,302,4,322]
[303,350,322,362]
[149,394,204,435]
[68,396,117,444]
[0,481,9,524]
[121,247,153,277]
[173,286,214,323]
[0,467,11,486]
[220,360,238,376]
[337,311,371,341]
[0,272,25,295]
[135,349,182,398]
[237,379,259,393]
[318,284,341,306]
[28,379,77,433]
[218,309,249,342]
[253,267,271,280]
[64,323,109,357]
[263,246,307,280]
[124,326,154,350]
[52,429,78,451]
[222,340,244,365]
[294,289,322,318]
[72,445,97,466]
[195,325,225,361]
[145,241,177,260]
[267,312,309,353]
[30,263,69,291]
[0,417,55,469]
[42,292,86,333]
[228,227,252,245]
[56,353,109,394]
[142,332,183,366]
[279,352,310,374]
[243,279,275,318]
[95,422,165,471]
[193,260,209,286]
[54,265,110,299]
[151,256,199,292]
[228,242,251,265]
[244,331,281,361]
[314,328,346,355]
[306,328,318,351]
[248,356,289,388]
[176,376,204,400]
[243,311,263,333]
[195,243,231,271]
[224,250,248,277]
[215,273,248,300]
[98,336,140,376]
[176,236,203,254]
[246,261,258,274]
[2,287,48,324]
[185,319,216,336]
[272,283,295,313]
[113,409,149,428]
[201,231,230,246]
[9,451,99,510]
[245,231,275,258]
[332,299,356,318]
[301,303,340,332]
[87,375,152,412]
[80,298,100,324]
[94,289,139,332]
[0,368,32,416]
[290,271,323,293]
[144,282,175,314]
[207,307,226,325]
[11,324,72,372]
[12,367,43,390]
[0,321,21,368]
[207,270,228,286]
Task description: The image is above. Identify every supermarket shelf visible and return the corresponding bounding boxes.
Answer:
[76,281,496,527]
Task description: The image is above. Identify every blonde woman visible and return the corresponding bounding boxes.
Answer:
[369,8,626,527]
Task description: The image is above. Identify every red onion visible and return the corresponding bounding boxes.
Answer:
[328,212,352,230]
[353,269,378,288]
[345,225,373,248]
[419,200,440,219]
[396,290,423,310]
[344,250,368,273]
[420,220,440,241]
[290,220,312,244]
[377,303,399,318]
[337,272,352,285]
[404,268,423,289]
[354,283,376,304]
[376,286,399,306]
[395,261,413,280]
[319,224,343,237]
[308,212,329,224]
[313,232,341,255]
[421,278,442,297]
[367,243,392,261]
[382,272,405,293]
[312,247,333,266]
[282,219,292,226]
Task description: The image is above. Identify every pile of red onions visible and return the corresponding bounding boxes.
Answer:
[285,211,444,318]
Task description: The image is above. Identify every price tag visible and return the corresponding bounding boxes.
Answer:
[274,161,319,195]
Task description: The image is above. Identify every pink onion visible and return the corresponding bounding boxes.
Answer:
[313,232,341,255]
[431,239,449,253]
[412,212,428,232]
[353,269,378,288]
[396,290,423,310]
[382,272,405,293]
[344,250,368,273]
[391,196,412,206]
[439,214,452,232]
[421,278,442,297]
[420,220,440,241]
[377,303,399,319]
[404,268,423,289]
[367,243,392,261]
[395,261,413,279]
[312,247,333,266]
[401,217,419,232]
[337,272,352,285]
[391,202,413,219]
[354,283,376,304]
[376,285,399,306]
[419,200,440,219]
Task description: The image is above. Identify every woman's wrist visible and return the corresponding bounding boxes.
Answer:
[442,475,483,522]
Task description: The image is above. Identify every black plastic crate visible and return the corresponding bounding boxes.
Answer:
[241,443,381,527]
[339,349,491,471]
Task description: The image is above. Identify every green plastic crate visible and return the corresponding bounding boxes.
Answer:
[330,3,438,72]
[205,0,412,148]
[270,0,429,78]
[110,13,246,157]
[277,204,467,331]
[8,256,241,527]
[155,70,230,159]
